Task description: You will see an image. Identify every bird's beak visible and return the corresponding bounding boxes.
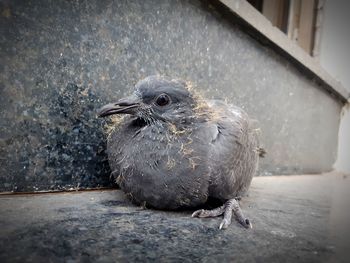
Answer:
[98,95,141,117]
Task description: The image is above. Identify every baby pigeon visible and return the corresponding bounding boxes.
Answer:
[98,76,260,229]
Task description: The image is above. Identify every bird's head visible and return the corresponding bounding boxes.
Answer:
[98,76,206,125]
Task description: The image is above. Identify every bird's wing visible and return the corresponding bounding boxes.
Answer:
[204,100,259,200]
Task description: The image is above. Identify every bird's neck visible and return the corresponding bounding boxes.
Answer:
[129,112,208,133]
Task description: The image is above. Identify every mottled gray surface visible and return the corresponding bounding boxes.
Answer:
[2,173,350,263]
[0,0,342,192]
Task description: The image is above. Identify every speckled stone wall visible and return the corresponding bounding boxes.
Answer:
[0,0,342,192]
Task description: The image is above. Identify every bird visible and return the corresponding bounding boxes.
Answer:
[98,75,261,229]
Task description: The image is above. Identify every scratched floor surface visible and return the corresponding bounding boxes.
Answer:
[1,172,349,263]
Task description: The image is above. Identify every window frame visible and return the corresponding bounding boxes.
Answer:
[218,0,350,102]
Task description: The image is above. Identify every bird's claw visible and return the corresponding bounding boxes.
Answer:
[240,218,253,229]
[191,209,203,217]
[219,218,230,230]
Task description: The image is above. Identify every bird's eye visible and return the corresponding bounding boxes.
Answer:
[155,94,170,106]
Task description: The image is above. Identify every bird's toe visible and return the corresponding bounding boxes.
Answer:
[191,205,226,218]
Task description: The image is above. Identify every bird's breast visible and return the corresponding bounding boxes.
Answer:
[108,124,211,209]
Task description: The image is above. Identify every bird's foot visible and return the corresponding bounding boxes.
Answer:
[192,198,252,230]
[222,198,252,229]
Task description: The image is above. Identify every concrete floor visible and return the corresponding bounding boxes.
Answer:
[1,173,350,263]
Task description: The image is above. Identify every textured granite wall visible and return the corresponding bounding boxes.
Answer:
[0,0,342,192]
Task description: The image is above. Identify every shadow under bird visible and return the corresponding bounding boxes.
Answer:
[98,76,262,229]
